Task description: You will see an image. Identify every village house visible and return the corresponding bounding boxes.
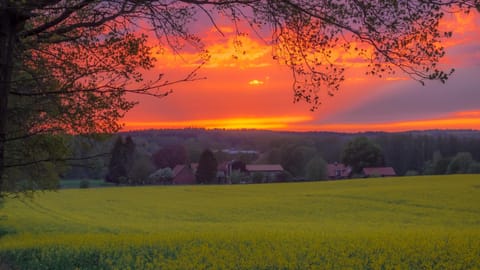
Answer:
[172,164,196,185]
[327,162,352,179]
[245,164,285,182]
[172,161,285,184]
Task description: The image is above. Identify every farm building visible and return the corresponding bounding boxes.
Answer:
[362,167,397,177]
[245,164,285,182]
[327,163,352,179]
[172,164,196,185]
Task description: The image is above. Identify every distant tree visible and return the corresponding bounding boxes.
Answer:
[152,144,187,169]
[267,148,282,164]
[447,152,474,174]
[129,153,156,185]
[305,156,328,181]
[423,151,451,175]
[196,149,218,184]
[468,162,480,174]
[341,137,385,174]
[280,144,316,177]
[230,160,247,173]
[106,136,135,184]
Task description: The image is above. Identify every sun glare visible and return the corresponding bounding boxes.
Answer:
[123,116,312,131]
[248,79,264,86]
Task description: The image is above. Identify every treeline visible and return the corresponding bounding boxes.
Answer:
[62,129,480,180]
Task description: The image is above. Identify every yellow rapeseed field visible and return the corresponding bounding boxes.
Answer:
[0,175,479,269]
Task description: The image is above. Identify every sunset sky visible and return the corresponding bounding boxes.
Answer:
[122,11,480,132]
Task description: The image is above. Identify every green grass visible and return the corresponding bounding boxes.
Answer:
[1,175,480,269]
[59,179,115,189]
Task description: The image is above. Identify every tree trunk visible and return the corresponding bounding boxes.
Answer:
[0,4,19,193]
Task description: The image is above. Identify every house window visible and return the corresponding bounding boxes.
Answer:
[335,169,341,177]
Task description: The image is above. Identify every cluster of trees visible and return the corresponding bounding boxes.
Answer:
[67,130,480,185]
[1,1,479,195]
[103,134,383,185]
[423,152,480,175]
[104,136,222,185]
[341,137,385,174]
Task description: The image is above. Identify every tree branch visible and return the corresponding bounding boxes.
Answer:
[5,152,109,168]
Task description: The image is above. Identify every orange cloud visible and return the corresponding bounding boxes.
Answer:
[151,33,272,70]
[123,109,480,132]
[312,111,480,133]
[122,116,312,130]
[124,13,480,134]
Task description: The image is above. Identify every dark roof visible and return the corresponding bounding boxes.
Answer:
[327,163,352,178]
[363,167,397,176]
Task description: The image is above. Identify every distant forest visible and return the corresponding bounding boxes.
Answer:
[64,129,480,180]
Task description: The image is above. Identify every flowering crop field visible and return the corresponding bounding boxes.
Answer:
[1,175,479,269]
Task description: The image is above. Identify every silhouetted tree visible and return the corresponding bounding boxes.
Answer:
[152,144,187,169]
[129,152,155,185]
[342,137,385,174]
[230,160,247,173]
[196,149,218,184]
[106,136,135,184]
[305,156,328,181]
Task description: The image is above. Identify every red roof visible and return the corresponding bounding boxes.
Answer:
[246,164,284,172]
[172,165,187,177]
[172,165,196,184]
[363,167,396,177]
[327,163,352,178]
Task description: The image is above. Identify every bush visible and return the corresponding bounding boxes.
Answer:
[468,162,480,174]
[447,152,473,174]
[252,172,264,183]
[79,180,90,189]
[305,156,327,181]
[405,170,419,176]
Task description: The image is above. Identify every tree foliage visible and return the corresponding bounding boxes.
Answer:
[1,0,479,194]
[196,149,218,184]
[152,144,188,169]
[128,152,156,185]
[305,156,328,181]
[342,137,385,174]
[447,152,474,174]
[105,136,135,184]
[423,151,451,175]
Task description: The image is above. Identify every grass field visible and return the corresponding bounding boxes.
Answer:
[59,179,115,189]
[1,175,479,269]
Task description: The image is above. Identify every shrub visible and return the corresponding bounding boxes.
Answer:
[405,170,419,176]
[252,172,264,183]
[468,162,480,174]
[79,180,90,189]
